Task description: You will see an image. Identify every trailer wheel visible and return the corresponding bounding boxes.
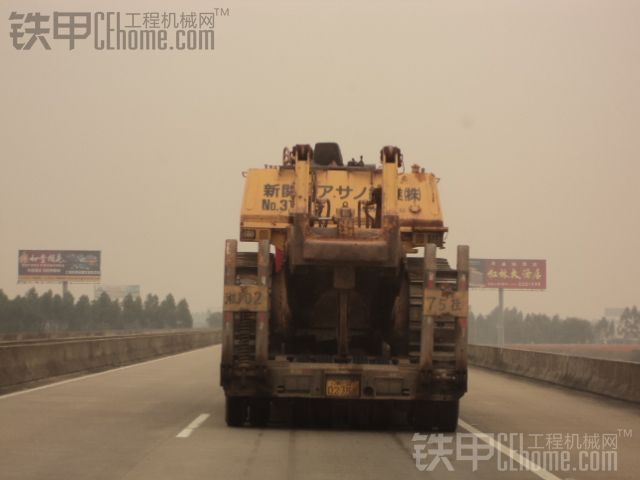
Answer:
[434,400,459,432]
[249,399,270,427]
[371,402,392,430]
[291,399,310,427]
[311,399,331,428]
[431,400,460,432]
[226,397,248,427]
[413,400,459,432]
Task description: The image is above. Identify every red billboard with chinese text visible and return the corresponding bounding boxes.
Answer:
[470,259,546,290]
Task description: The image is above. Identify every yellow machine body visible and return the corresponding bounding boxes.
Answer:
[221,143,468,431]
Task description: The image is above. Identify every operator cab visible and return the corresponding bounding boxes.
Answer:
[313,142,344,167]
[313,142,372,170]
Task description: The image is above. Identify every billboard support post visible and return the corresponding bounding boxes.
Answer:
[498,287,504,347]
[62,281,69,296]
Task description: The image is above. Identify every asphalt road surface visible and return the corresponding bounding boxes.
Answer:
[0,345,638,480]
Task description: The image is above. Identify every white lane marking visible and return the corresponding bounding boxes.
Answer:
[458,419,562,480]
[176,413,210,438]
[0,345,220,401]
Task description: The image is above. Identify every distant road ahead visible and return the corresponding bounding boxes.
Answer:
[0,346,638,480]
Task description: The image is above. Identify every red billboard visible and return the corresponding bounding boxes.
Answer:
[470,259,546,290]
[18,250,101,283]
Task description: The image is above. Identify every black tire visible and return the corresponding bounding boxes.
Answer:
[371,402,392,430]
[351,401,372,430]
[249,399,270,427]
[291,399,310,428]
[412,401,434,431]
[434,400,459,432]
[413,400,459,432]
[226,397,247,427]
[311,399,332,428]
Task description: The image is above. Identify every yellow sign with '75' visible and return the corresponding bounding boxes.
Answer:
[423,290,468,317]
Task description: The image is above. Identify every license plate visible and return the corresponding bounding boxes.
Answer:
[325,377,360,398]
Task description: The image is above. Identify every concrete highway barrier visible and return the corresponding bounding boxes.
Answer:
[4,335,637,403]
[468,344,640,403]
[0,330,221,391]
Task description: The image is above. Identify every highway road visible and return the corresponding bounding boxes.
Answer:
[0,345,638,480]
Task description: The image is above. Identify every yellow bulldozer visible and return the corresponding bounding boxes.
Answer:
[221,142,469,430]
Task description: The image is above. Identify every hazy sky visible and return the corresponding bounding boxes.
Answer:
[1,0,639,318]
